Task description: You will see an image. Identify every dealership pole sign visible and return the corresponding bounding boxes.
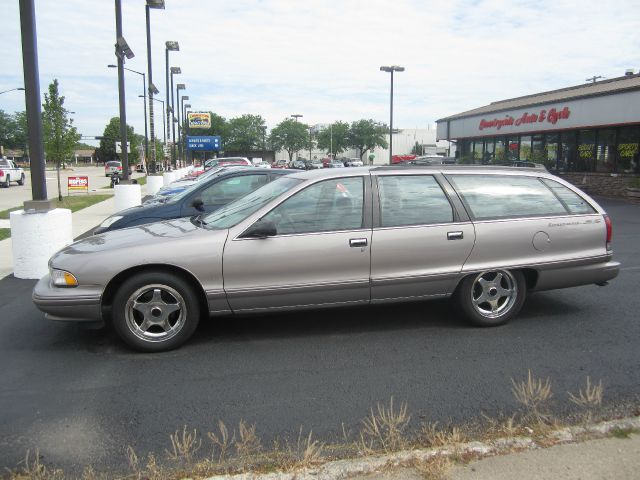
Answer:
[479,106,571,131]
[188,112,212,129]
[186,136,221,151]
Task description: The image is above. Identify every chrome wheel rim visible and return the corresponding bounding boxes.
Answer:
[470,270,517,318]
[125,284,186,343]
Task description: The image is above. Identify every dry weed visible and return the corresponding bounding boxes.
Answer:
[511,370,553,423]
[166,425,202,463]
[359,397,411,453]
[7,450,64,480]
[207,420,235,463]
[568,376,603,422]
[126,446,165,480]
[234,420,262,458]
[419,422,467,448]
[480,412,526,440]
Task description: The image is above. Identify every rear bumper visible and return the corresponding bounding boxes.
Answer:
[32,274,103,322]
[533,259,620,292]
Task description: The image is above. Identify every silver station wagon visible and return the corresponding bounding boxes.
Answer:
[33,166,620,352]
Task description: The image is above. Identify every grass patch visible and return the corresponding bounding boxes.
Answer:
[0,228,10,241]
[0,195,111,219]
[609,427,640,439]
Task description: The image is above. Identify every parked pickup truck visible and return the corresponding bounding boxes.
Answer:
[0,158,26,187]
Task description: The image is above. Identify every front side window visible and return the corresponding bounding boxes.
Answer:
[199,174,267,205]
[378,175,453,227]
[448,174,567,220]
[262,177,364,235]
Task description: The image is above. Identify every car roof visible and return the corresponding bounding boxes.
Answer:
[287,164,554,181]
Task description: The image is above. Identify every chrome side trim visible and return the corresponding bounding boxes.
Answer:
[225,279,369,297]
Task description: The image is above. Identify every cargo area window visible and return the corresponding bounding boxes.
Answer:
[378,175,454,227]
[448,174,569,220]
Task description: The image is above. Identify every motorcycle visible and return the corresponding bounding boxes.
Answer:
[110,171,121,188]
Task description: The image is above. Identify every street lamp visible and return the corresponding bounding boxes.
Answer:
[145,0,164,172]
[183,103,191,164]
[176,84,186,165]
[108,64,148,166]
[380,65,404,164]
[169,66,181,168]
[166,42,180,167]
[146,96,166,146]
[0,87,25,95]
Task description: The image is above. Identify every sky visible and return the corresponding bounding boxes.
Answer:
[1,0,640,147]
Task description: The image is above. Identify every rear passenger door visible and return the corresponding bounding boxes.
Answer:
[371,173,475,301]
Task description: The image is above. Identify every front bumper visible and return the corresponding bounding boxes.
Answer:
[32,274,103,322]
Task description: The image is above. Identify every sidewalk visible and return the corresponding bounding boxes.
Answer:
[0,192,125,279]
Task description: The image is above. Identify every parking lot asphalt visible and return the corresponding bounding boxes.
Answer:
[0,197,639,475]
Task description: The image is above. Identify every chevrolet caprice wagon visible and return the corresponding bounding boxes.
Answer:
[33,166,620,352]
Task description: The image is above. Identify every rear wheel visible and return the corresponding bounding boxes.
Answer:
[454,269,526,327]
[112,271,200,352]
[17,173,25,186]
[4,175,10,188]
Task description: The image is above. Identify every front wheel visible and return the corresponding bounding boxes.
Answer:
[112,271,201,352]
[453,269,526,327]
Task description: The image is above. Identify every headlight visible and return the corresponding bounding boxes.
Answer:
[50,269,78,287]
[99,215,123,228]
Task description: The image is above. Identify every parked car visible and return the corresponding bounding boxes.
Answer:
[291,160,307,170]
[0,158,26,187]
[135,163,146,173]
[326,160,345,168]
[105,161,122,177]
[95,168,296,233]
[346,158,364,167]
[254,161,272,169]
[271,159,289,169]
[308,160,323,169]
[145,166,229,203]
[34,166,619,352]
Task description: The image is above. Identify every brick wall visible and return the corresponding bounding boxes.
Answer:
[557,172,640,197]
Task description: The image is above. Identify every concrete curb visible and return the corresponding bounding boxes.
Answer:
[204,416,640,480]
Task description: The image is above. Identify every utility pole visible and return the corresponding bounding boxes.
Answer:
[585,75,604,83]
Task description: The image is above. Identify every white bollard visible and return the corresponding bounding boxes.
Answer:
[10,208,73,279]
[163,172,175,186]
[114,184,142,212]
[146,175,164,195]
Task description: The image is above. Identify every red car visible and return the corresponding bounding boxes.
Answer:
[271,160,289,169]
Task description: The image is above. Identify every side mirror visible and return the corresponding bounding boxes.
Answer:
[243,219,277,239]
[191,198,205,212]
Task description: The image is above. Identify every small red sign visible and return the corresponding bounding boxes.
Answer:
[68,176,89,192]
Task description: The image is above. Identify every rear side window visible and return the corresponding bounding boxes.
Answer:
[541,179,596,214]
[378,175,453,227]
[448,174,567,220]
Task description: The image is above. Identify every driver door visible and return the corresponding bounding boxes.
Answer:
[222,176,372,312]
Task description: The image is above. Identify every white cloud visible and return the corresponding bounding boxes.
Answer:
[1,0,639,148]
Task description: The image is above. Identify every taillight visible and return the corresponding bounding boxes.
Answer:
[604,214,612,251]
[0,170,4,176]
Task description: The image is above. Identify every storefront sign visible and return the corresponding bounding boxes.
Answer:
[479,107,571,131]
[188,112,212,129]
[68,176,89,193]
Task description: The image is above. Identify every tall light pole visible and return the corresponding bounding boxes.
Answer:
[176,84,185,165]
[179,92,188,164]
[0,87,25,95]
[165,42,179,166]
[169,66,180,168]
[108,64,147,166]
[145,0,164,172]
[147,96,165,146]
[114,0,135,182]
[380,65,404,165]
[183,103,191,164]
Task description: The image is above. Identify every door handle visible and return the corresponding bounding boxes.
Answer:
[349,238,368,248]
[447,231,464,240]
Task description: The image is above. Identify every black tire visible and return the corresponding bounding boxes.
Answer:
[4,175,10,188]
[112,271,200,352]
[17,174,25,186]
[453,269,526,327]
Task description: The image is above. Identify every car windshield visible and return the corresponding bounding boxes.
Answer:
[202,176,302,229]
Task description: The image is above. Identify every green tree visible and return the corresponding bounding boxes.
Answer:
[348,119,388,159]
[96,117,140,164]
[316,121,350,158]
[269,118,309,162]
[225,114,266,154]
[12,111,28,159]
[42,79,81,200]
[0,110,17,150]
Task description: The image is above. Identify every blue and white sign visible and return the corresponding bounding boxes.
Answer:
[186,136,221,151]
